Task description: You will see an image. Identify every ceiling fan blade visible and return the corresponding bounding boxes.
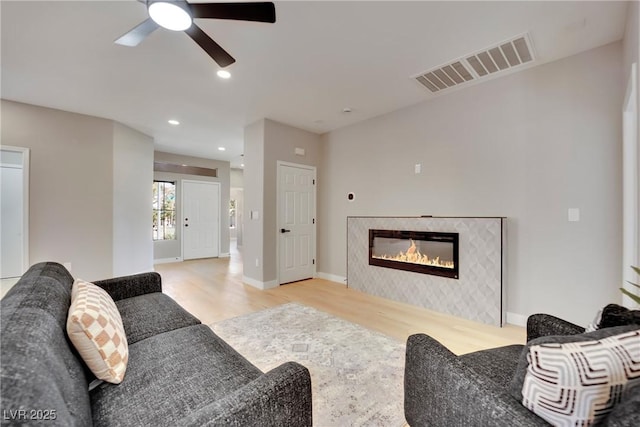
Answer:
[185,24,236,67]
[189,2,276,23]
[114,18,160,47]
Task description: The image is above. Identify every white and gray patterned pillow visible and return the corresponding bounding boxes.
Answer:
[521,330,640,426]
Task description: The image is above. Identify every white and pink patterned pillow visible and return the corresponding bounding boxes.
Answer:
[522,330,640,426]
[67,279,129,384]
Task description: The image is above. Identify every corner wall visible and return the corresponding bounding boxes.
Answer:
[623,1,639,72]
[263,119,322,283]
[622,0,640,287]
[113,123,154,276]
[318,42,624,326]
[0,100,156,280]
[243,119,322,287]
[242,120,266,283]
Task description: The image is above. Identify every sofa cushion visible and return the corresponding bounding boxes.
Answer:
[521,330,640,426]
[605,381,640,425]
[509,323,640,402]
[1,262,92,426]
[67,279,129,384]
[115,292,201,344]
[459,344,523,389]
[90,324,262,427]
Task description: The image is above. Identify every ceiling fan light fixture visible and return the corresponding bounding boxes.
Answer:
[148,1,192,31]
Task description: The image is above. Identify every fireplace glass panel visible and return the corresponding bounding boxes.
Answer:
[369,230,459,279]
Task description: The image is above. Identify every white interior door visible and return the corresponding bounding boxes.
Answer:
[278,163,316,284]
[1,147,29,279]
[182,180,220,260]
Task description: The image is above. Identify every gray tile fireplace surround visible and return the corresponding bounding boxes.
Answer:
[347,217,506,326]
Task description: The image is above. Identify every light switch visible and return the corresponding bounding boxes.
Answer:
[415,164,422,174]
[251,210,260,220]
[568,208,580,222]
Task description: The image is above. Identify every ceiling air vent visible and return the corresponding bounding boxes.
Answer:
[414,33,535,94]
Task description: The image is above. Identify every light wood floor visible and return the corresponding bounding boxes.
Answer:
[155,244,525,355]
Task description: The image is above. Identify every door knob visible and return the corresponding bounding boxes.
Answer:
[280,228,291,233]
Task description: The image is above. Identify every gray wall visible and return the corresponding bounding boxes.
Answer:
[231,168,244,188]
[113,123,154,275]
[243,119,322,285]
[153,151,231,260]
[263,119,322,282]
[243,120,266,282]
[623,0,640,280]
[317,42,624,326]
[623,1,639,73]
[1,100,153,280]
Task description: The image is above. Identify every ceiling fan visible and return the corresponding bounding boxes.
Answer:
[115,1,276,68]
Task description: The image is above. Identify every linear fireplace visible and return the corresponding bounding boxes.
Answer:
[369,229,459,279]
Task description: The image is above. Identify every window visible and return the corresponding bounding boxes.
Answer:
[152,181,176,240]
[229,199,236,229]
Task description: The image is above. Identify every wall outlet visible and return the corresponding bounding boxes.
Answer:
[255,258,260,267]
[414,163,422,174]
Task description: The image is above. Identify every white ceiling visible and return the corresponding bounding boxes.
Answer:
[1,1,629,168]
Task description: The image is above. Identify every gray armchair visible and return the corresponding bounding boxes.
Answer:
[404,314,639,426]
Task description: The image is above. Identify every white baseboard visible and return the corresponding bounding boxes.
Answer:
[243,275,279,290]
[317,272,347,285]
[219,253,230,258]
[154,257,183,265]
[506,312,527,327]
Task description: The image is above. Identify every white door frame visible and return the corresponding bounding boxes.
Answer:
[276,161,317,285]
[180,179,221,260]
[1,146,30,277]
[622,62,639,306]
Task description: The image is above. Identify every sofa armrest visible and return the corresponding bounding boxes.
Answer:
[93,272,162,301]
[526,313,585,342]
[404,334,547,427]
[181,361,312,427]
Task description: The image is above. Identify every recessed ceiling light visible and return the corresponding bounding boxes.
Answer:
[217,70,231,79]
[168,119,180,125]
[218,147,226,151]
[342,107,353,113]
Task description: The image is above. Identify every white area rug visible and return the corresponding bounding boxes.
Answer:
[211,303,406,426]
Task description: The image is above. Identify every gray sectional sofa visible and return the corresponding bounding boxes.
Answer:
[404,313,640,426]
[1,262,312,426]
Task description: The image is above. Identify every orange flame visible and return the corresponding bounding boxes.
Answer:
[372,239,454,269]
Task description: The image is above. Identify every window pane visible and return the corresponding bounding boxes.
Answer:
[153,181,176,240]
